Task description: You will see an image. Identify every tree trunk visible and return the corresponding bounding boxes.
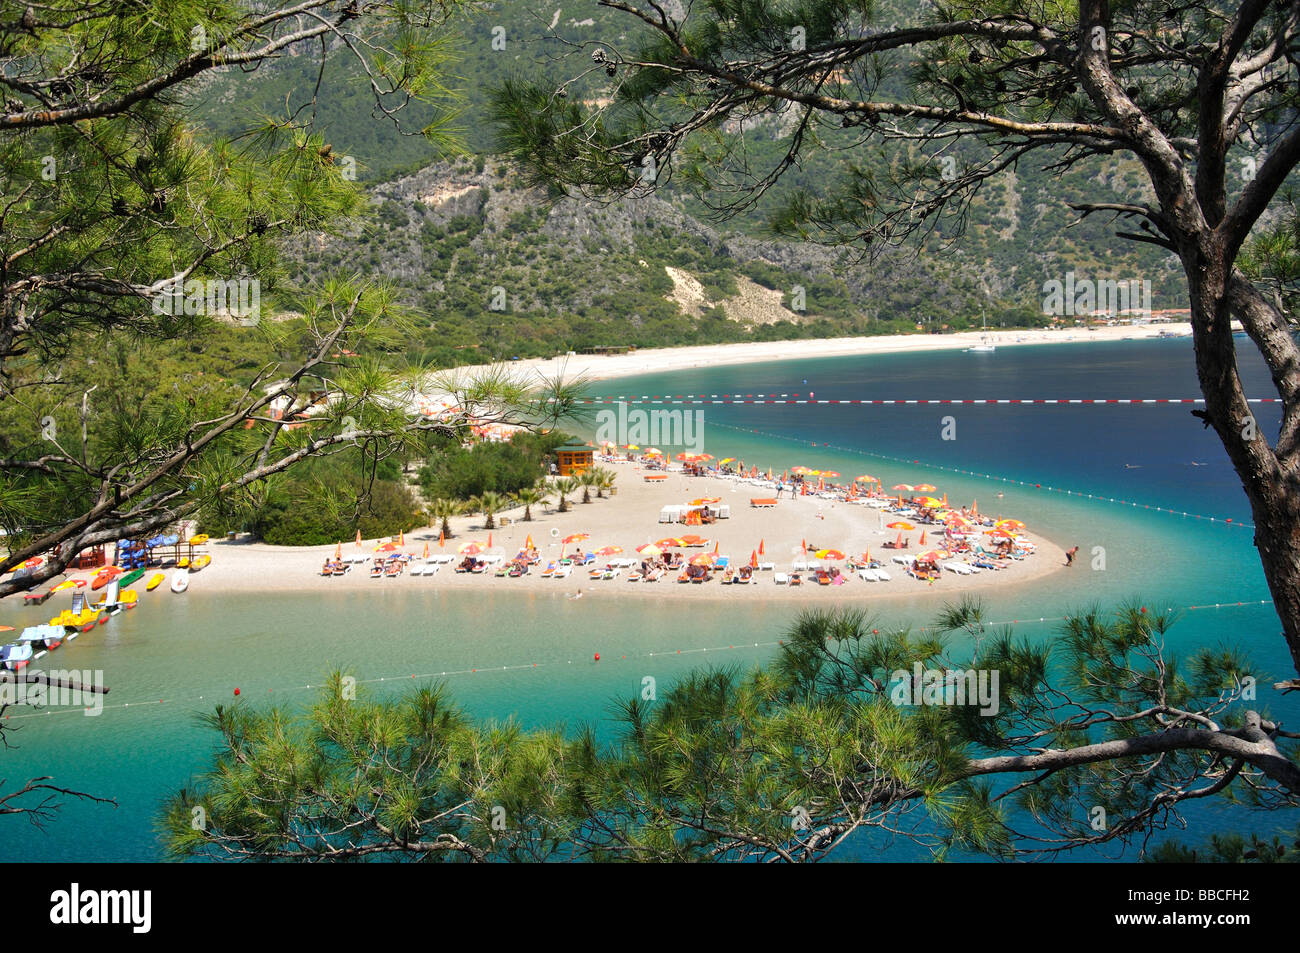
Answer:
[1187,258,1300,677]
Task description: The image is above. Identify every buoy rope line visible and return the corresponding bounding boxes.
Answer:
[708,420,1258,530]
[1,600,1276,722]
[568,395,1282,405]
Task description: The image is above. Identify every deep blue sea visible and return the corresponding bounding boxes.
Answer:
[2,337,1295,861]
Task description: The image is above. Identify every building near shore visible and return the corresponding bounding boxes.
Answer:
[555,445,594,476]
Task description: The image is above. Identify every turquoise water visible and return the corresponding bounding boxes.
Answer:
[2,338,1295,861]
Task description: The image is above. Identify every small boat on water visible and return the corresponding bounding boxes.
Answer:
[17,623,65,655]
[146,572,165,591]
[91,566,123,590]
[118,568,145,588]
[0,642,33,671]
[170,569,189,593]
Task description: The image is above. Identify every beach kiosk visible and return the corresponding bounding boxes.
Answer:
[555,445,595,476]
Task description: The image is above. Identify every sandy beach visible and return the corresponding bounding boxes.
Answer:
[454,323,1196,385]
[161,458,1065,604]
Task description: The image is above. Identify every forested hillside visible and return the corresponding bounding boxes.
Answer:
[187,0,1188,366]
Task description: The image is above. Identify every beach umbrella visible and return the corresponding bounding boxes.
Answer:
[801,539,808,554]
[487,532,493,548]
[971,499,979,515]
[985,529,1016,539]
[887,521,915,531]
[644,448,663,456]
[423,542,430,559]
[712,540,719,555]
[679,534,708,547]
[596,546,623,556]
[525,535,534,550]
[816,477,825,491]
[562,533,590,544]
[689,554,713,566]
[355,529,362,547]
[918,551,944,563]
[438,529,445,548]
[996,519,1026,530]
[374,542,399,552]
[815,549,846,560]
[758,538,765,556]
[655,537,684,548]
[696,454,714,461]
[636,544,663,556]
[0,626,13,633]
[915,484,937,493]
[893,531,904,547]
[891,484,914,492]
[624,444,640,450]
[399,529,405,546]
[720,458,735,465]
[919,531,927,546]
[821,471,841,479]
[458,540,486,553]
[855,474,878,483]
[690,498,722,505]
[749,549,758,568]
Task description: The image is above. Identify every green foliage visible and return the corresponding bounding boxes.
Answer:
[164,602,1291,862]
[419,432,565,501]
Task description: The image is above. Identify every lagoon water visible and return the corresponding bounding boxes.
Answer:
[3,337,1295,861]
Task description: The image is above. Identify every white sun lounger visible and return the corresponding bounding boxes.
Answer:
[552,566,571,578]
[943,562,975,575]
[792,560,808,572]
[872,567,891,581]
[891,555,912,567]
[857,568,879,581]
[757,561,775,571]
[774,573,789,585]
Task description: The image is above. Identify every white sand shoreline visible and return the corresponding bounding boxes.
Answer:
[457,323,1196,386]
[47,462,1065,606]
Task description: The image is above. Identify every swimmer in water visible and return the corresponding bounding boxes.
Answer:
[569,589,583,600]
[1123,463,1143,469]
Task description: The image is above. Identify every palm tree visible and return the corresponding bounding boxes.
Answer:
[475,490,507,530]
[552,478,577,513]
[429,499,462,539]
[577,469,596,504]
[595,467,617,498]
[515,486,549,522]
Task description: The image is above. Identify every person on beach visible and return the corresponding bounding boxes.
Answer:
[1065,546,1079,567]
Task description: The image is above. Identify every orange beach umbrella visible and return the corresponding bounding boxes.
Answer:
[887,521,915,530]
